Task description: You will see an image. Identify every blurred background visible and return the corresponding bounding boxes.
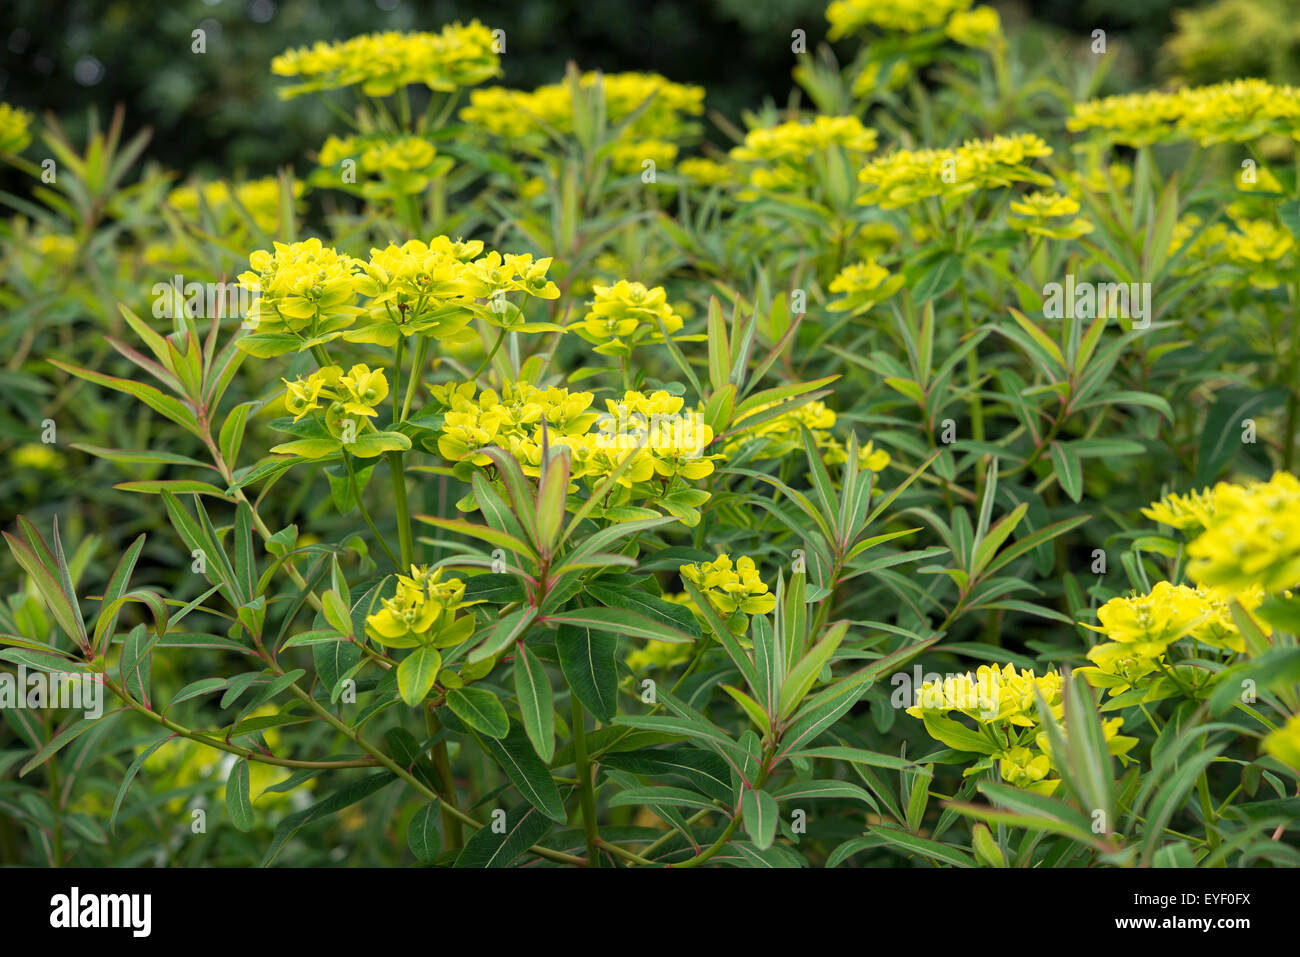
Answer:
[0,0,1278,182]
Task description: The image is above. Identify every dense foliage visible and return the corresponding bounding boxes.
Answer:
[2,1,1299,868]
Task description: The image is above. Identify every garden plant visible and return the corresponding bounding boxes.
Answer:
[1,1,1299,870]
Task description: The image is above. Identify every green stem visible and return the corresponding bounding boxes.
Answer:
[387,450,415,570]
[571,695,602,866]
[343,450,400,567]
[402,336,431,421]
[426,710,463,850]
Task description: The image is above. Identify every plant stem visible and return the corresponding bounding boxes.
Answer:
[426,710,463,850]
[342,450,400,567]
[570,695,602,866]
[387,450,414,570]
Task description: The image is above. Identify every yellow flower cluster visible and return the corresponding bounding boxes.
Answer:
[1080,581,1267,696]
[570,280,685,356]
[1185,472,1300,593]
[827,259,904,314]
[460,72,704,142]
[1264,713,1300,771]
[433,381,719,502]
[730,115,878,191]
[827,0,973,39]
[236,236,560,356]
[607,139,678,176]
[679,554,776,616]
[364,565,477,648]
[272,364,408,460]
[168,176,304,234]
[856,133,1053,208]
[317,134,452,198]
[1068,79,1300,146]
[271,23,501,98]
[908,664,1136,794]
[678,157,734,187]
[945,5,1004,50]
[0,102,32,154]
[1008,191,1094,240]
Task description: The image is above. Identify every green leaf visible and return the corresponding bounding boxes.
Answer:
[555,623,619,721]
[226,758,255,832]
[407,803,442,863]
[397,646,443,707]
[261,772,396,866]
[446,686,509,738]
[480,722,567,822]
[453,804,552,868]
[1047,441,1083,503]
[514,644,555,763]
[741,788,778,850]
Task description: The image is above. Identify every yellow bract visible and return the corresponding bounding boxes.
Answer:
[679,554,776,616]
[272,23,501,98]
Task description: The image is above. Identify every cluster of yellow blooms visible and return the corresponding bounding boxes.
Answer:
[1068,79,1300,147]
[677,157,734,187]
[235,236,560,356]
[679,554,776,617]
[271,23,501,98]
[364,565,477,648]
[431,381,719,516]
[1079,581,1267,697]
[1143,473,1300,594]
[1007,191,1094,240]
[1169,208,1295,289]
[0,102,32,155]
[316,134,452,198]
[856,133,1054,208]
[460,71,704,143]
[730,115,878,191]
[827,0,975,38]
[827,259,904,314]
[1079,473,1300,767]
[167,176,304,235]
[569,279,687,357]
[274,363,405,459]
[907,664,1136,794]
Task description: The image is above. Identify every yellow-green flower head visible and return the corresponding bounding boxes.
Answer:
[1141,486,1218,531]
[576,280,684,343]
[272,23,502,98]
[1068,79,1300,147]
[237,238,361,338]
[0,103,33,155]
[11,443,63,471]
[1187,471,1300,593]
[1008,190,1094,240]
[1223,218,1294,288]
[907,663,1060,727]
[730,115,877,192]
[997,745,1052,789]
[1263,712,1300,770]
[365,566,472,649]
[678,157,734,187]
[679,554,776,616]
[827,259,903,313]
[856,133,1053,209]
[827,0,972,39]
[945,5,1003,49]
[608,139,678,176]
[1087,581,1211,655]
[168,176,305,235]
[460,72,703,142]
